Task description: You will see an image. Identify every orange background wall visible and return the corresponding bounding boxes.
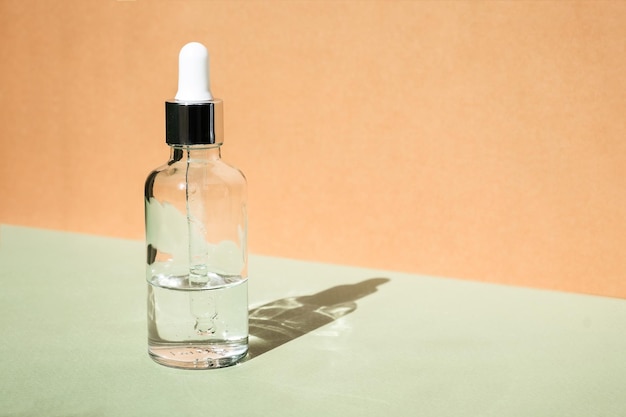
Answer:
[1,1,625,298]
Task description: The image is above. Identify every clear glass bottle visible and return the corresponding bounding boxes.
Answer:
[144,42,248,369]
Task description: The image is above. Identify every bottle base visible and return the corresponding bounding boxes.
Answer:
[148,341,248,369]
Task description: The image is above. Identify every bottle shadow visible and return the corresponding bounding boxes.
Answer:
[245,277,390,360]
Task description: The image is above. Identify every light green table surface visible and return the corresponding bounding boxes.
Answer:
[1,225,625,417]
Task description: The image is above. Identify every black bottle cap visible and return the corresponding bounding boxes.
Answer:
[165,100,224,145]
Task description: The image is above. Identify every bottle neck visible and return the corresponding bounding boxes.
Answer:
[169,144,221,163]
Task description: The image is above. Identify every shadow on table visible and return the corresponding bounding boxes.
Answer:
[246,277,390,359]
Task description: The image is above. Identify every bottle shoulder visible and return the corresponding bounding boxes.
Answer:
[147,158,245,183]
[145,158,246,201]
[219,160,247,183]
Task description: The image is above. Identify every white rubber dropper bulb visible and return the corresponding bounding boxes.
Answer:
[175,42,213,102]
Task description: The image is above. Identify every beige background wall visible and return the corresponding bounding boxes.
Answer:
[1,1,625,298]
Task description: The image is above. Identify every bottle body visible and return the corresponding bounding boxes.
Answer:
[145,145,248,369]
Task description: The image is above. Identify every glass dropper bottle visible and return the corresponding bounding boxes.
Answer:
[144,42,248,369]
